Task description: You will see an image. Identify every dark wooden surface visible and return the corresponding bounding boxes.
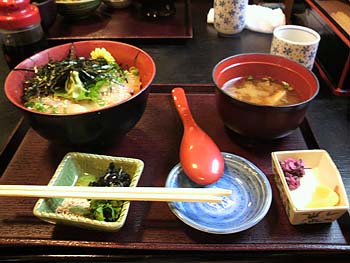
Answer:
[0,0,349,261]
[294,0,350,95]
[1,90,348,253]
[47,0,193,41]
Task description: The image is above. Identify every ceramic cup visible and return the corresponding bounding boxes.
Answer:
[214,0,248,36]
[270,25,321,70]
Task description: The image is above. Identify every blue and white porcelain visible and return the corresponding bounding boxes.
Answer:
[270,25,321,70]
[165,152,272,234]
[214,0,248,36]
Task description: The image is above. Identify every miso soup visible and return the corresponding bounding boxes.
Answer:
[222,76,302,106]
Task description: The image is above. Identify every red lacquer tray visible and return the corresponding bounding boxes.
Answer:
[0,85,349,253]
[47,0,193,42]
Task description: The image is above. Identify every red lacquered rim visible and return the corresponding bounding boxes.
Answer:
[5,40,156,116]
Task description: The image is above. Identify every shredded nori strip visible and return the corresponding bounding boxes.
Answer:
[21,44,126,102]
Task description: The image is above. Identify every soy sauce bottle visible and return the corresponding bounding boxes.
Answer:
[0,0,47,69]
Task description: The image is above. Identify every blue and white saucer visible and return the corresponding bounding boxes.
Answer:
[165,152,272,234]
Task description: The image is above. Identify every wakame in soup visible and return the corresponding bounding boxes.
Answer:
[222,76,302,106]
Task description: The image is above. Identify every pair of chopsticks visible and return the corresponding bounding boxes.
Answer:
[0,185,232,203]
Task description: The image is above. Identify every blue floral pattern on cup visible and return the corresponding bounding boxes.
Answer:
[214,0,248,35]
[270,26,320,70]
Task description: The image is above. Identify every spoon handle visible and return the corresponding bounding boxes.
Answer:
[171,87,224,185]
[171,87,197,128]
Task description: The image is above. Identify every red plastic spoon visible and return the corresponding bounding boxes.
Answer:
[172,87,224,185]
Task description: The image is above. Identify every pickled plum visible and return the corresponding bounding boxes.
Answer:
[280,158,305,190]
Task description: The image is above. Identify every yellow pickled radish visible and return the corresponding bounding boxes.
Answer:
[306,185,339,208]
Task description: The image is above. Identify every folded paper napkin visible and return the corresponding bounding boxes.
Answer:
[207,5,286,34]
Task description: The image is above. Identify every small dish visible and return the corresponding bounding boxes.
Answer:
[165,152,272,234]
[33,152,144,231]
[272,149,349,225]
[56,0,101,20]
[102,0,131,8]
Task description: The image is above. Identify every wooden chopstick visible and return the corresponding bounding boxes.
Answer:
[0,185,232,195]
[0,185,232,203]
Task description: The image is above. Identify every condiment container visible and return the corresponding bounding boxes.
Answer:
[272,150,349,225]
[33,152,144,231]
[0,0,47,68]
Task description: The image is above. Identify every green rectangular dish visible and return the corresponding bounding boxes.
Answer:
[33,152,144,231]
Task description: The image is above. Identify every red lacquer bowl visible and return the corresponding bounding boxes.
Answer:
[5,40,156,147]
[212,53,319,140]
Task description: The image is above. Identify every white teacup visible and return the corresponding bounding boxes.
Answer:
[270,25,321,70]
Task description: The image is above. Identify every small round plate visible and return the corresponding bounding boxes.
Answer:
[165,152,272,234]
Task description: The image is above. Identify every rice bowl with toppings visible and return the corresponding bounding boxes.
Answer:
[4,40,156,146]
[23,47,142,114]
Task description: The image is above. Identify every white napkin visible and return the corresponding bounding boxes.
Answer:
[207,5,286,34]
